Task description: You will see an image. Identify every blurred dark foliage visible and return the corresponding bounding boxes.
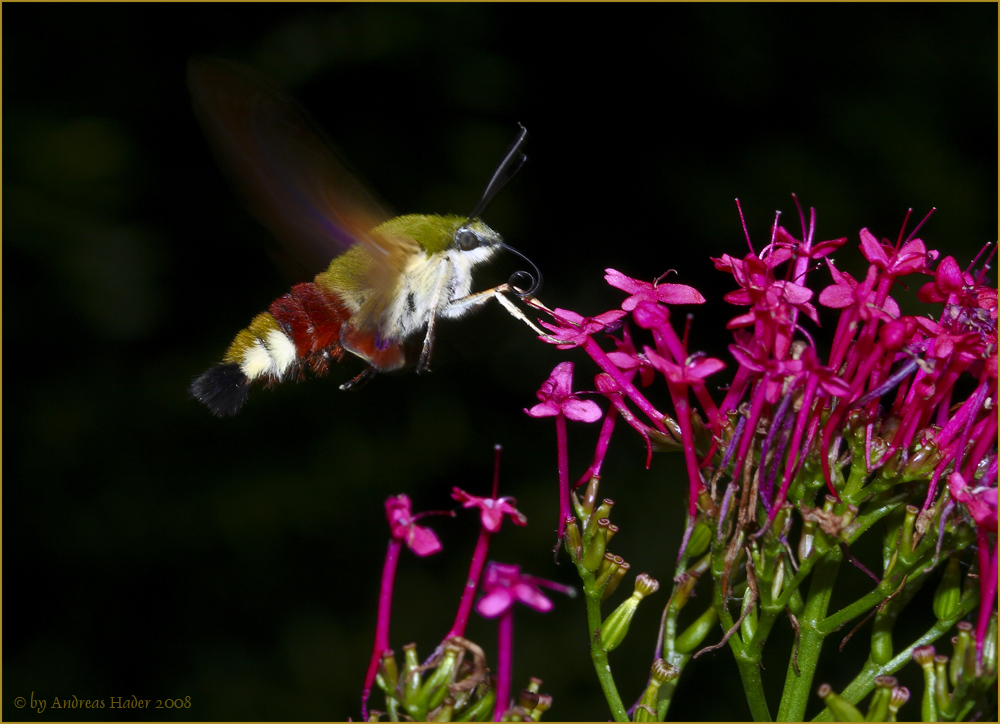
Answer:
[3,4,995,721]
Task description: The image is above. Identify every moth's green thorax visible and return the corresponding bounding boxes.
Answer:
[316,214,504,339]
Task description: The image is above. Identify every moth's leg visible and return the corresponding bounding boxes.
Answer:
[340,365,378,391]
[417,271,449,373]
[448,283,548,337]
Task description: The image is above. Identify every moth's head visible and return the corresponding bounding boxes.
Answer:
[452,218,503,266]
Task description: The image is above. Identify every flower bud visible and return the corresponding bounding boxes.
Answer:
[933,655,951,717]
[600,573,658,652]
[900,505,919,557]
[563,516,583,558]
[912,645,938,722]
[594,554,620,590]
[378,649,399,691]
[582,519,611,571]
[864,675,896,722]
[530,693,552,720]
[602,558,630,600]
[933,554,962,621]
[950,621,973,687]
[402,643,421,699]
[418,644,462,711]
[886,685,909,722]
[817,683,864,722]
[585,498,615,538]
[605,523,619,544]
[799,520,816,561]
[430,697,454,722]
[674,605,719,655]
[458,679,495,722]
[517,690,539,712]
[633,659,679,722]
[685,521,713,560]
[581,476,600,517]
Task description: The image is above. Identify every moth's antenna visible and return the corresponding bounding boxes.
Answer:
[469,124,528,219]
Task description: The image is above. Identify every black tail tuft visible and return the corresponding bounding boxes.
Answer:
[190,363,250,417]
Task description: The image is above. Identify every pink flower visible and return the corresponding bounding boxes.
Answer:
[949,471,998,533]
[539,308,626,349]
[385,494,444,557]
[857,229,937,276]
[475,562,574,618]
[452,488,527,533]
[525,361,602,423]
[604,268,706,310]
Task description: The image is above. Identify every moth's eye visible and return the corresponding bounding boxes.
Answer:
[455,228,479,251]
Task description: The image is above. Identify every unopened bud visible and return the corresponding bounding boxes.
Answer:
[582,519,611,571]
[378,649,398,690]
[633,659,679,722]
[912,646,938,722]
[864,675,896,722]
[518,690,539,712]
[430,697,454,722]
[581,476,600,517]
[602,558,630,600]
[685,521,712,560]
[933,554,962,621]
[595,554,620,590]
[817,683,864,722]
[402,643,421,699]
[585,498,614,538]
[933,655,951,717]
[563,516,583,558]
[952,621,973,687]
[530,693,552,720]
[599,573,658,652]
[887,686,909,721]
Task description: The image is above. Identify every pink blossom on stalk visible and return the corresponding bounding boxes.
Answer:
[445,482,528,641]
[538,307,627,349]
[452,488,528,533]
[476,562,575,617]
[948,471,998,665]
[526,362,602,538]
[604,268,706,309]
[645,346,725,519]
[525,361,603,424]
[476,562,575,721]
[857,229,937,276]
[385,493,446,556]
[362,495,450,720]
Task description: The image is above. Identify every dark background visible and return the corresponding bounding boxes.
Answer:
[4,3,996,721]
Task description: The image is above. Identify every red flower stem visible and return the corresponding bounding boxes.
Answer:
[446,526,492,640]
[666,381,702,518]
[556,413,570,538]
[362,537,402,720]
[582,336,667,431]
[493,609,514,721]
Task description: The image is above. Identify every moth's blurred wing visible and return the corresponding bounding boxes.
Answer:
[187,57,412,283]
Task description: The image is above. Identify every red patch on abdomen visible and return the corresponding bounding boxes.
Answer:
[269,282,351,375]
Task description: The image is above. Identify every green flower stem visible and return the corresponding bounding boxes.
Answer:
[776,543,844,722]
[810,587,979,722]
[577,564,628,721]
[735,645,773,722]
[710,547,773,721]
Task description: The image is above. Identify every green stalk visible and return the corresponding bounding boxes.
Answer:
[776,544,843,722]
[810,587,979,721]
[585,580,629,721]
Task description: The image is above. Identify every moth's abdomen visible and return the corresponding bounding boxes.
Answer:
[190,282,352,416]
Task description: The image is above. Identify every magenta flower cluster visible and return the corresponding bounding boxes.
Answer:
[522,200,996,720]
